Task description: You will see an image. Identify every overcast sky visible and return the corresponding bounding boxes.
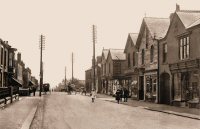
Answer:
[0,0,199,87]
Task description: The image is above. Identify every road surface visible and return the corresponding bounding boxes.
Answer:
[31,92,200,129]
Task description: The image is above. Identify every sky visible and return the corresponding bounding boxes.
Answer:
[0,0,199,87]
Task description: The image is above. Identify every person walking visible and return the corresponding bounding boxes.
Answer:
[124,88,129,102]
[115,89,121,104]
[119,88,123,102]
[91,89,96,103]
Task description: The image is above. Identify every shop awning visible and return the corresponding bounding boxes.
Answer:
[29,80,35,86]
[11,77,22,87]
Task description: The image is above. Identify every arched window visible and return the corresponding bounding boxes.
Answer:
[142,49,145,65]
[133,52,136,66]
[150,45,154,63]
[128,53,130,68]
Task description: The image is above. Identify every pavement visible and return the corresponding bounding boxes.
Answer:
[0,94,41,129]
[30,92,200,129]
[96,93,200,120]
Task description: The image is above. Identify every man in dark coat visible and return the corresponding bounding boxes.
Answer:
[119,88,123,102]
[124,88,129,102]
[115,89,121,104]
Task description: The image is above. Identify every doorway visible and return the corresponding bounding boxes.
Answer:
[160,73,170,104]
[139,76,144,100]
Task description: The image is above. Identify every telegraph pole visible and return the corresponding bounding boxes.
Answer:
[65,66,67,89]
[92,25,97,91]
[72,52,74,84]
[39,34,45,97]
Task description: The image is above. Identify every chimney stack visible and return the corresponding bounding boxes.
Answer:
[17,52,21,62]
[176,4,180,12]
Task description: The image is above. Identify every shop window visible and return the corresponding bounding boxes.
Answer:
[191,82,199,99]
[153,79,157,94]
[181,72,189,101]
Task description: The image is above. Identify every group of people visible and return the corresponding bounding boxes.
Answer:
[115,87,129,104]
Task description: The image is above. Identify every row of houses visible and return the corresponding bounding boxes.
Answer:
[0,39,38,96]
[85,5,200,108]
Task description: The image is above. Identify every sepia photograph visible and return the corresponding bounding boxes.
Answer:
[0,0,200,129]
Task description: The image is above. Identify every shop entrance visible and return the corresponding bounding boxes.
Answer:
[139,76,144,100]
[160,73,170,104]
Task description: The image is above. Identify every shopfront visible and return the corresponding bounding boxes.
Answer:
[144,73,157,102]
[170,59,200,107]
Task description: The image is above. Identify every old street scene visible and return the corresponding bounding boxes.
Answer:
[0,0,200,129]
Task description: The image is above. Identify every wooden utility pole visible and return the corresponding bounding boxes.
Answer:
[65,66,66,88]
[72,52,74,84]
[92,25,97,91]
[39,34,45,97]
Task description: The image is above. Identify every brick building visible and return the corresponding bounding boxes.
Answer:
[0,40,17,88]
[85,68,92,93]
[159,5,200,108]
[106,49,126,95]
[123,33,138,99]
[101,49,109,93]
[14,52,24,87]
[136,17,170,103]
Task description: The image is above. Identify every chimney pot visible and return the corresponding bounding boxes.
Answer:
[176,4,180,11]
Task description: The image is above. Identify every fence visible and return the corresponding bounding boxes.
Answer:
[0,86,19,105]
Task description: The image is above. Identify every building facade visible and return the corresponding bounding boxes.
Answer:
[123,33,139,99]
[159,5,200,107]
[14,52,24,87]
[85,68,92,93]
[106,49,126,95]
[136,17,170,103]
[101,49,109,94]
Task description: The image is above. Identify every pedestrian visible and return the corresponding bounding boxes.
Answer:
[91,89,96,103]
[115,89,121,104]
[32,87,36,96]
[119,88,123,102]
[124,88,129,102]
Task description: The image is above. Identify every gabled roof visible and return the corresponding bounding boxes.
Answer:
[136,17,170,48]
[176,10,200,28]
[96,56,102,64]
[187,18,200,29]
[124,33,138,53]
[102,49,109,59]
[144,17,170,39]
[129,33,138,44]
[108,49,126,60]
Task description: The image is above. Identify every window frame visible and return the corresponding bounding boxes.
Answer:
[179,36,190,60]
